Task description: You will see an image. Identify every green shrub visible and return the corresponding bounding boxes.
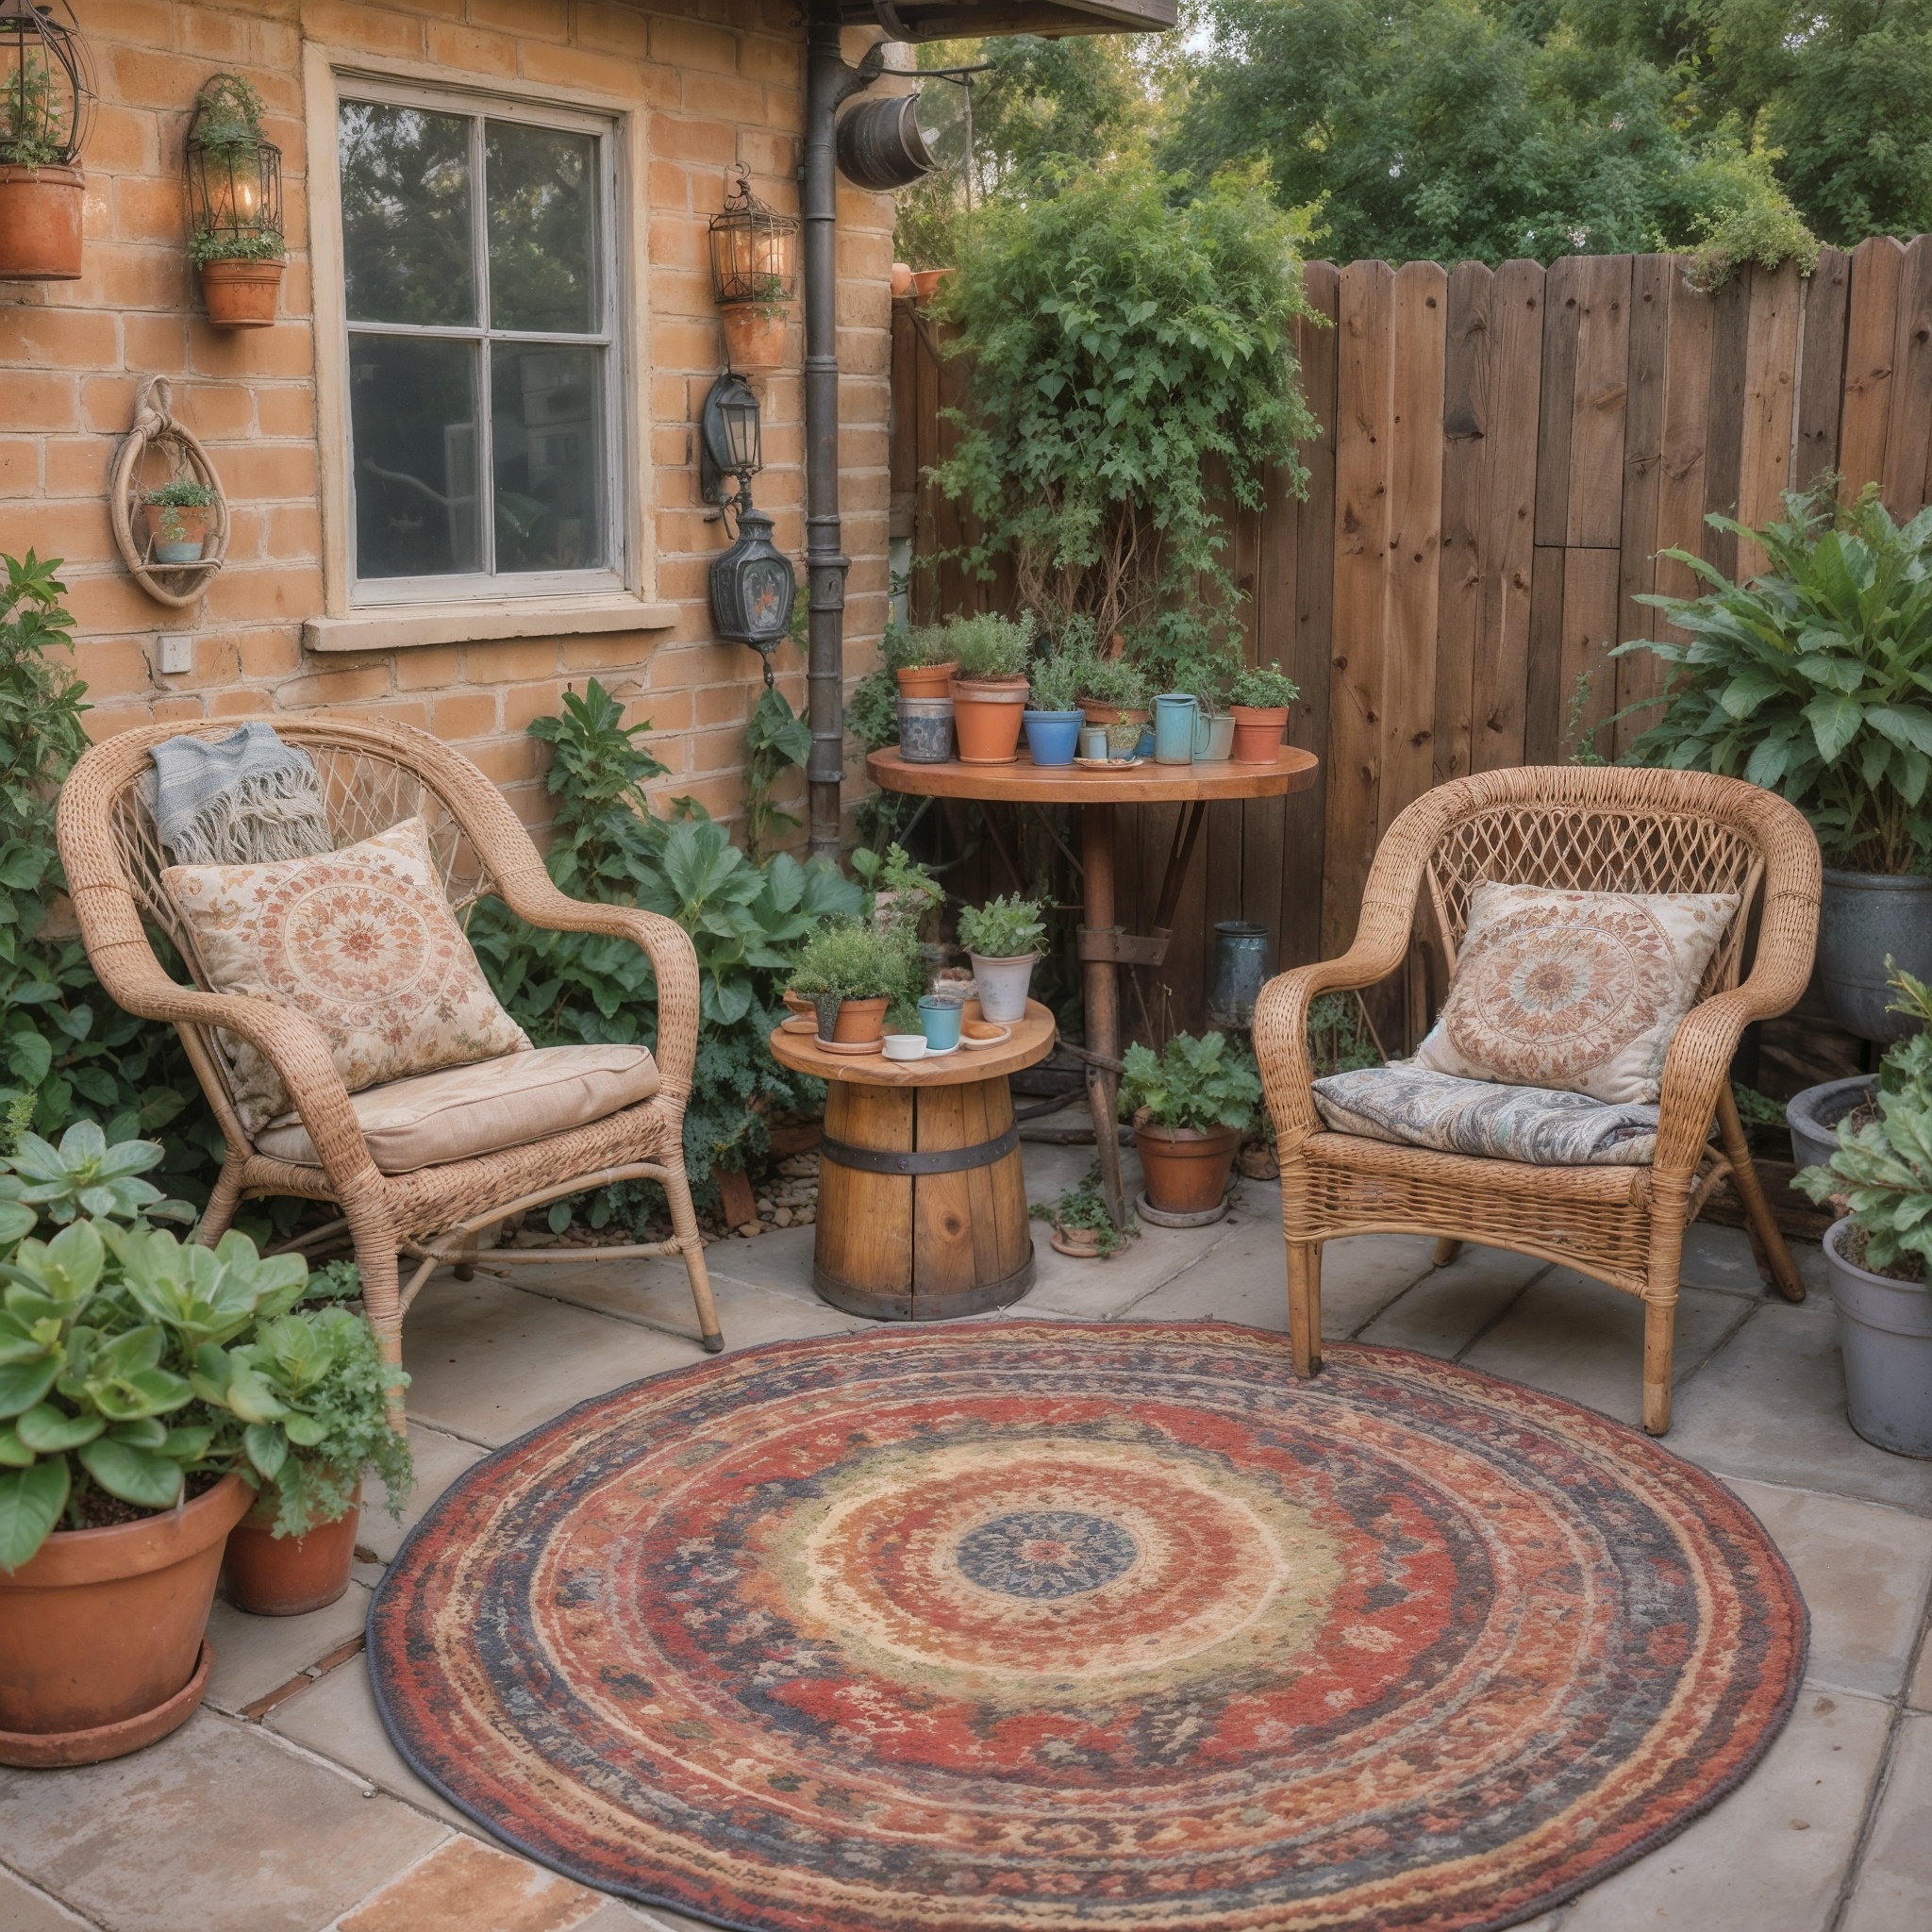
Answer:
[1229,661,1300,708]
[1028,653,1086,713]
[1074,655,1149,710]
[958,894,1045,959]
[1618,481,1932,874]
[789,921,917,1003]
[1120,1031,1263,1134]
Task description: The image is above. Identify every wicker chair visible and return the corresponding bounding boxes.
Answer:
[56,717,724,1419]
[1254,766,1822,1435]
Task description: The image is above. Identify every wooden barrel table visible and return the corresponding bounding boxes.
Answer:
[767,1001,1058,1321]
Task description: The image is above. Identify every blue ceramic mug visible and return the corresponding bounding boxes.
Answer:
[919,995,963,1053]
[1154,693,1199,765]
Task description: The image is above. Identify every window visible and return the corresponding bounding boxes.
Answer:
[336,90,620,599]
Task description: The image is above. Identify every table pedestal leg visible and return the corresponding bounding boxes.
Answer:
[1082,805,1128,1228]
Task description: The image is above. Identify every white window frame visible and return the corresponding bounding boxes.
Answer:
[303,46,672,647]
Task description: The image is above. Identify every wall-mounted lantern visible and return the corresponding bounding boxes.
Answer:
[701,372,795,660]
[708,171,797,377]
[185,74,285,327]
[0,0,92,280]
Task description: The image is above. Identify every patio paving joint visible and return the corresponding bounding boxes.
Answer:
[0,1857,106,1929]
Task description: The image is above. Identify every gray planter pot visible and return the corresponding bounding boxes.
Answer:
[1818,869,1932,1042]
[1822,1217,1932,1457]
[1786,1073,1878,1174]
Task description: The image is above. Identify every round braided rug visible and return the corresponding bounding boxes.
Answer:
[370,1324,1806,1932]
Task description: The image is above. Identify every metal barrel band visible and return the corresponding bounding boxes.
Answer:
[820,1122,1021,1177]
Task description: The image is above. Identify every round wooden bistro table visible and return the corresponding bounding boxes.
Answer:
[768,999,1058,1321]
[866,746,1320,1228]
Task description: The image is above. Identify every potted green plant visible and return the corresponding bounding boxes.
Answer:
[0,6,86,281]
[957,895,1045,1023]
[185,76,285,329]
[892,623,959,700]
[1185,658,1239,761]
[722,271,791,375]
[1796,967,1932,1457]
[142,480,220,564]
[1024,651,1085,767]
[790,922,911,1050]
[1227,662,1300,763]
[1077,655,1151,758]
[0,1124,404,1764]
[1120,1031,1263,1217]
[1619,483,1932,1041]
[947,613,1036,764]
[1035,1170,1132,1260]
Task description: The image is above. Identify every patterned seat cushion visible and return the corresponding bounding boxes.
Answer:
[162,816,531,1132]
[1413,884,1739,1105]
[1312,1064,1661,1166]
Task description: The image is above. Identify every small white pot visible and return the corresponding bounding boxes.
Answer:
[969,951,1038,1024]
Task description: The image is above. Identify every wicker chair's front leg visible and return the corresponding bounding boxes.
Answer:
[661,1146,724,1354]
[344,1191,408,1431]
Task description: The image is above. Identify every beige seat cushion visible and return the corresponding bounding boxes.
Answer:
[254,1044,660,1175]
[162,815,531,1133]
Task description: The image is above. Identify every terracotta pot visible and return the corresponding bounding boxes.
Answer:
[1231,704,1291,763]
[830,995,890,1044]
[722,302,788,375]
[911,267,952,304]
[895,659,958,699]
[0,163,84,280]
[199,258,283,327]
[0,1472,251,1766]
[949,675,1030,764]
[143,501,214,563]
[1135,1122,1241,1216]
[223,1482,360,1618]
[891,260,914,299]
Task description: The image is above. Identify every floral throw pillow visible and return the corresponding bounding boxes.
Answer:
[1412,884,1740,1106]
[163,816,530,1133]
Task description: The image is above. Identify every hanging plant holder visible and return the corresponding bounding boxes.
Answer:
[0,0,93,282]
[185,73,284,326]
[111,377,229,608]
[709,171,795,375]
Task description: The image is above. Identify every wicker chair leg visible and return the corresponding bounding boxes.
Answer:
[346,1202,408,1432]
[1432,1238,1462,1268]
[1288,1242,1323,1378]
[663,1158,724,1354]
[1641,1296,1675,1435]
[195,1155,247,1248]
[1714,1085,1807,1303]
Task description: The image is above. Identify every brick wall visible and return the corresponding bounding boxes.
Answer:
[0,0,896,839]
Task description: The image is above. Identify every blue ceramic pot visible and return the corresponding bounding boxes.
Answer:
[918,995,963,1052]
[1023,710,1082,766]
[1154,693,1199,765]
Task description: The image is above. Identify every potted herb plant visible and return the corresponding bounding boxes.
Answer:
[1077,655,1151,758]
[0,4,87,281]
[1619,483,1932,1041]
[1024,651,1085,767]
[1186,659,1238,761]
[892,623,958,700]
[722,272,791,376]
[185,76,285,329]
[142,480,220,564]
[958,895,1044,1023]
[1796,967,1932,1456]
[790,922,911,1049]
[1228,662,1300,763]
[0,1124,404,1764]
[1121,1031,1263,1217]
[947,613,1036,764]
[1035,1170,1131,1260]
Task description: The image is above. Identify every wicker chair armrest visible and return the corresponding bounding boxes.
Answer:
[491,874,701,1097]
[1254,944,1404,1144]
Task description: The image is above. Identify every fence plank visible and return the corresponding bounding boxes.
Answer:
[1323,258,1396,958]
[1883,233,1932,518]
[1433,261,1491,784]
[1383,260,1447,833]
[1737,259,1803,579]
[1471,259,1544,774]
[1653,274,1715,629]
[1567,254,1634,547]
[1839,235,1904,498]
[1558,548,1624,759]
[1613,256,1673,757]
[1796,246,1851,491]
[1535,258,1584,547]
[1703,275,1751,580]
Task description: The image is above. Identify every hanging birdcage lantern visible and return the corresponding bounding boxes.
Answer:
[708,170,798,308]
[184,74,286,327]
[0,1,94,280]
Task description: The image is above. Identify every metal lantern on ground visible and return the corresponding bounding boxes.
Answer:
[0,0,93,281]
[708,171,797,307]
[185,74,285,327]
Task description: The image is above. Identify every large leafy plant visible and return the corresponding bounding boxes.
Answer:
[1121,1031,1264,1135]
[1619,485,1932,874]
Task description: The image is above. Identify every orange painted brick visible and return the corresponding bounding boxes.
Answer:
[90,242,190,312]
[0,370,78,432]
[80,701,161,741]
[75,633,156,696]
[106,42,219,113]
[237,630,303,679]
[84,0,172,52]
[501,680,569,734]
[504,783,554,829]
[431,691,498,741]
[662,773,743,821]
[151,693,208,724]
[0,306,117,367]
[466,737,541,785]
[470,0,567,37]
[178,383,255,439]
[274,663,392,709]
[114,173,189,244]
[467,640,562,684]
[628,687,691,733]
[255,387,316,438]
[653,117,738,168]
[190,319,314,381]
[174,4,253,59]
[649,14,740,76]
[210,687,275,718]
[647,159,693,213]
[425,22,517,75]
[84,105,156,175]
[574,0,648,57]
[65,574,167,635]
[0,499,110,562]
[391,645,463,691]
[696,682,751,725]
[692,74,767,125]
[0,440,36,497]
[122,310,191,373]
[356,696,433,733]
[264,503,324,558]
[213,443,319,502]
[517,41,641,97]
[203,564,325,624]
[299,2,425,59]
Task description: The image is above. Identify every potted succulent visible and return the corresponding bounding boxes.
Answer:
[185,76,285,329]
[722,272,791,376]
[790,922,912,1049]
[1121,1031,1264,1217]
[0,1124,404,1764]
[142,480,220,564]
[947,613,1036,764]
[1796,967,1932,1457]
[1618,483,1932,1042]
[1023,652,1085,767]
[958,894,1045,1023]
[1077,655,1151,758]
[0,3,87,281]
[1227,662,1300,763]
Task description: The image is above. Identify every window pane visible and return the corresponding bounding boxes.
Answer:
[349,336,482,579]
[340,101,475,326]
[491,343,603,572]
[486,121,596,333]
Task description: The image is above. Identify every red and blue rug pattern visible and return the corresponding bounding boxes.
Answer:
[369,1324,1806,1932]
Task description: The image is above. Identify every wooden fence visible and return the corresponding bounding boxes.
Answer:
[889,235,1932,1045]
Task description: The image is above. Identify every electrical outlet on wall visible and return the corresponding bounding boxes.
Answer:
[157,632,194,676]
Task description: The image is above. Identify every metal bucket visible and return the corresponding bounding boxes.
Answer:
[1818,869,1932,1041]
[897,695,955,764]
[837,95,937,192]
[1207,922,1270,1028]
[1824,1218,1932,1457]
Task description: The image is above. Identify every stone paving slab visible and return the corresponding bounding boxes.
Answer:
[1353,1243,1549,1356]
[1559,1687,1891,1931]
[1840,1710,1932,1932]
[330,1834,602,1932]
[356,1423,487,1565]
[495,1265,872,1352]
[0,1710,445,1932]
[204,1579,373,1713]
[1912,1630,1932,1713]
[1125,1226,1436,1336]
[0,1865,95,1929]
[1724,1478,1932,1700]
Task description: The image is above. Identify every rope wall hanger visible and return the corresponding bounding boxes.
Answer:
[111,375,229,608]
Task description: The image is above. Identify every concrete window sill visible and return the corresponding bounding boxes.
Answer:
[303,596,681,655]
